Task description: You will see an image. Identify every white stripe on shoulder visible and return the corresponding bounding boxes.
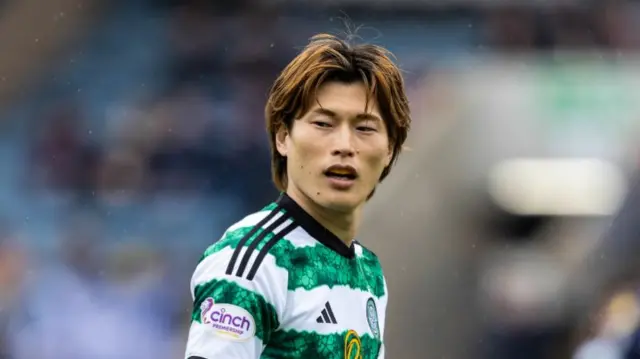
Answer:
[227,208,283,232]
[272,217,294,235]
[226,218,294,279]
[226,210,316,249]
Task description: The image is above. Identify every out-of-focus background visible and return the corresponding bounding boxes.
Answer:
[1,0,640,358]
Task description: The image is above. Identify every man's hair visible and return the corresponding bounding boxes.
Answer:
[265,33,412,192]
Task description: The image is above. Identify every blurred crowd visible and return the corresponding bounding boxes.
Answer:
[1,1,289,357]
[1,0,640,358]
[485,2,640,51]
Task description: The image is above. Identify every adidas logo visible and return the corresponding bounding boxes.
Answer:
[316,301,337,324]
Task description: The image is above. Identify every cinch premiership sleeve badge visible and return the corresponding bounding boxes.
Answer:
[366,297,380,339]
[200,297,256,341]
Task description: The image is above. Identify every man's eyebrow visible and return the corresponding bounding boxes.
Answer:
[310,108,381,122]
[355,113,382,122]
[310,108,337,118]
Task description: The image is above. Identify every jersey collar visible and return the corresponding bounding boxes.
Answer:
[276,193,356,259]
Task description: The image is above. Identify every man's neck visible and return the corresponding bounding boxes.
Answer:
[285,189,360,247]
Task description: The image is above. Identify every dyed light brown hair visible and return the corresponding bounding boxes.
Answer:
[265,33,411,192]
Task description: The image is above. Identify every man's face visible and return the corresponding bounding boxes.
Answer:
[276,81,392,213]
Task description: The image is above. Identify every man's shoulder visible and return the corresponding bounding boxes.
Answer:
[354,241,385,274]
[226,202,282,235]
[354,241,381,262]
[203,203,282,255]
[197,203,306,281]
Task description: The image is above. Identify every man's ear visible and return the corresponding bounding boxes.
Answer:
[275,125,289,157]
[384,146,393,168]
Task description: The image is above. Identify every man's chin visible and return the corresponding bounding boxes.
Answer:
[318,193,364,214]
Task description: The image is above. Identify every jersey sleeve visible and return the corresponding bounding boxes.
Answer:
[184,237,288,359]
[378,277,389,359]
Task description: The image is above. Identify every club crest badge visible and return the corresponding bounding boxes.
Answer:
[366,297,380,339]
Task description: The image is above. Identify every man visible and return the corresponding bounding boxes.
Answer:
[184,33,411,359]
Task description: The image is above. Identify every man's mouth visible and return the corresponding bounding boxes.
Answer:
[324,166,358,180]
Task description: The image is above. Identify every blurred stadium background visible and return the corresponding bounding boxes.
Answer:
[1,0,640,358]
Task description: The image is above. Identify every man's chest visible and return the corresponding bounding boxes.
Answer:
[267,289,384,359]
[267,264,385,358]
[284,287,383,339]
[283,250,386,300]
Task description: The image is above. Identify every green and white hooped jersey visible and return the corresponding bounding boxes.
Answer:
[185,193,387,359]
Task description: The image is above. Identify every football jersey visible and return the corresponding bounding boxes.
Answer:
[185,193,387,359]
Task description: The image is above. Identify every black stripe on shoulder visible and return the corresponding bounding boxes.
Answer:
[247,221,298,281]
[187,357,207,359]
[225,207,281,275]
[235,212,291,278]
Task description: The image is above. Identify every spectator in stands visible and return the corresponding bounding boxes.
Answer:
[28,101,99,197]
[0,222,27,359]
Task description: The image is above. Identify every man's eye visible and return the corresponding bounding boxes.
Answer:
[357,126,377,132]
[313,121,332,128]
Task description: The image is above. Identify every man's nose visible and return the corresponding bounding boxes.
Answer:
[330,126,355,157]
